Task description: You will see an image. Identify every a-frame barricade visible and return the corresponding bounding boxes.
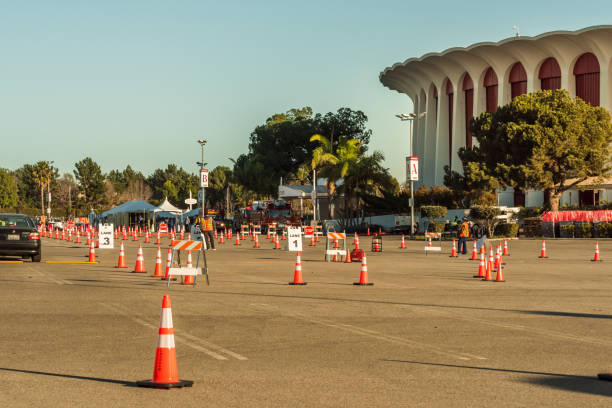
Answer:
[325,232,347,262]
[167,239,209,287]
[424,232,442,256]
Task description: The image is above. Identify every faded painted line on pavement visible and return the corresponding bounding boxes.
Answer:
[103,303,246,361]
[396,304,612,348]
[27,265,73,285]
[251,303,485,361]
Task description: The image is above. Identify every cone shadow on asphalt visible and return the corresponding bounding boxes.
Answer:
[0,368,137,387]
[381,361,612,397]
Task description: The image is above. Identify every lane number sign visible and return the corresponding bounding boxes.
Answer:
[98,223,114,249]
[287,227,302,252]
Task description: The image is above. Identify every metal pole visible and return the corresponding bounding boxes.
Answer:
[200,143,206,218]
[409,118,414,239]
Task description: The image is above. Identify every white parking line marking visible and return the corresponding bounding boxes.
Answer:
[250,303,484,361]
[102,303,246,361]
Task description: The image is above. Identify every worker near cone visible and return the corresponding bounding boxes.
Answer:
[137,295,193,389]
[196,211,216,251]
[458,217,469,255]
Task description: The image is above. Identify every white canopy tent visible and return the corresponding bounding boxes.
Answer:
[154,197,183,215]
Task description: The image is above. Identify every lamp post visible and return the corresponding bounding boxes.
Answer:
[396,112,427,239]
[197,140,207,219]
[46,161,54,219]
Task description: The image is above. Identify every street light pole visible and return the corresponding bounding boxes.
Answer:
[198,140,207,219]
[396,112,426,239]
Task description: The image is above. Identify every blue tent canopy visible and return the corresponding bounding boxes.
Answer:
[100,200,156,218]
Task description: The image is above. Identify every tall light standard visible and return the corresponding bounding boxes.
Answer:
[396,112,427,238]
[46,161,54,219]
[197,140,207,219]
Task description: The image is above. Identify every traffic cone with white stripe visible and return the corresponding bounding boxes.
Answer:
[400,234,406,249]
[289,252,306,285]
[219,233,224,245]
[137,295,193,389]
[354,253,373,286]
[133,231,138,242]
[282,230,286,240]
[333,239,339,262]
[68,230,72,242]
[474,246,486,278]
[450,239,458,257]
[495,255,505,282]
[152,247,163,277]
[254,234,259,248]
[427,237,432,247]
[503,239,510,256]
[309,235,315,246]
[75,233,81,244]
[183,251,194,285]
[155,232,161,245]
[483,247,494,281]
[115,242,128,268]
[235,234,240,245]
[273,234,280,250]
[266,229,270,240]
[145,232,150,244]
[355,234,360,250]
[132,244,146,273]
[88,241,96,263]
[470,240,478,260]
[539,240,548,258]
[162,248,176,281]
[592,241,602,262]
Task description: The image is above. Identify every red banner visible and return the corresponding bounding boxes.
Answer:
[541,210,612,223]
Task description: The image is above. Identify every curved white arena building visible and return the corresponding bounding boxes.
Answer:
[380,25,612,207]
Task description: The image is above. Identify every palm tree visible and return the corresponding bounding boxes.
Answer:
[31,161,54,216]
[310,134,361,218]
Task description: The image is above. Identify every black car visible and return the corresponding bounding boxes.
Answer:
[0,213,42,262]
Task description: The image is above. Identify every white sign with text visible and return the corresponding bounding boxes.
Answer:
[98,223,114,249]
[287,227,302,252]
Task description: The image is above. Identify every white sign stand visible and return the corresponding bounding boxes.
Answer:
[98,223,114,249]
[287,227,302,251]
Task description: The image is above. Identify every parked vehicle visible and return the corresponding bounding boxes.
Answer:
[0,213,42,262]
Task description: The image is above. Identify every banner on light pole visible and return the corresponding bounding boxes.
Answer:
[406,156,419,182]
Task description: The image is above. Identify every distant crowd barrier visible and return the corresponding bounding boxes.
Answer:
[541,211,612,223]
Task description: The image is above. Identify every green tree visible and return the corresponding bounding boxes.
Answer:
[74,157,107,212]
[208,166,236,215]
[160,180,178,203]
[447,90,612,211]
[147,165,198,207]
[31,161,57,216]
[0,169,18,209]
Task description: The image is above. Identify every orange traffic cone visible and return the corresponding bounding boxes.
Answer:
[539,240,548,258]
[309,235,315,246]
[503,239,510,256]
[483,247,493,281]
[123,230,127,240]
[115,242,128,268]
[474,246,486,278]
[495,257,505,282]
[289,252,307,285]
[88,241,96,263]
[282,230,286,240]
[219,234,224,245]
[61,230,65,240]
[367,227,370,236]
[333,239,339,262]
[136,295,193,389]
[450,239,458,257]
[354,253,373,286]
[235,234,240,245]
[266,229,270,240]
[470,240,478,260]
[155,232,161,245]
[427,237,432,247]
[68,230,72,242]
[273,235,280,250]
[254,234,259,248]
[183,251,194,285]
[592,241,602,262]
[132,244,146,273]
[133,231,138,242]
[152,247,163,277]
[344,247,352,263]
[75,233,81,244]
[400,234,406,249]
[355,234,360,250]
[145,232,150,244]
[162,248,175,281]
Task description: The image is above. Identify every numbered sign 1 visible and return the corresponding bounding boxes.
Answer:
[287,227,302,252]
[98,223,114,249]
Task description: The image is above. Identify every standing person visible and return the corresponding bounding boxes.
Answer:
[458,217,470,254]
[199,212,216,251]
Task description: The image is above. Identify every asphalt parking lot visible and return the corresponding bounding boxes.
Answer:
[2,234,612,407]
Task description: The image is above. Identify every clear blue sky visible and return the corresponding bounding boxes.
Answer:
[1,0,610,183]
